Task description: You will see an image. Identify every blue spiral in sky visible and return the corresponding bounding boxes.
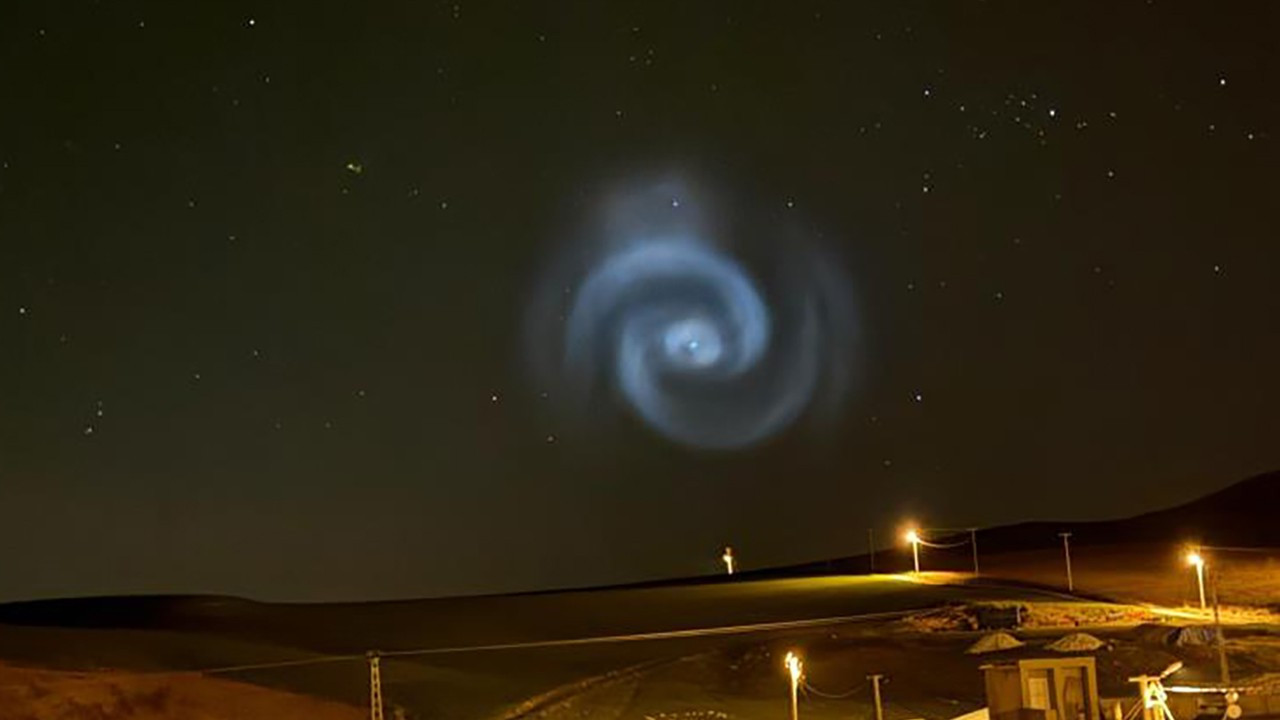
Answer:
[527,178,856,449]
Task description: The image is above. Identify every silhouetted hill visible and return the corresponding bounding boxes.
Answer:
[0,594,259,630]
[0,470,1274,628]
[723,469,1280,578]
[967,468,1280,551]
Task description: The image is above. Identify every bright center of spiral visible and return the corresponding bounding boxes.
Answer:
[662,317,723,369]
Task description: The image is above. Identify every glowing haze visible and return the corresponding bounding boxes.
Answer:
[528,177,857,449]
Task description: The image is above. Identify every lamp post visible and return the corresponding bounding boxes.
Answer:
[784,651,803,720]
[722,546,735,575]
[1186,544,1237,685]
[1058,532,1074,592]
[1186,550,1206,610]
[904,529,921,574]
[900,526,979,575]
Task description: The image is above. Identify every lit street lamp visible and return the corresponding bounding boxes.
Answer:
[899,526,981,575]
[784,651,803,720]
[1183,545,1230,683]
[1186,549,1206,610]
[722,545,735,575]
[904,529,921,574]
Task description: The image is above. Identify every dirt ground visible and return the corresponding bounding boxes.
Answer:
[0,662,363,720]
[3,554,1279,720]
[514,604,1280,720]
[3,600,1279,720]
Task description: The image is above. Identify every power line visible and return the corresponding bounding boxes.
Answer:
[202,608,917,675]
[803,679,865,699]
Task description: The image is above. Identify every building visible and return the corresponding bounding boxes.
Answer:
[982,657,1101,720]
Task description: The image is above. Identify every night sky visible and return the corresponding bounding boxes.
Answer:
[2,2,1277,602]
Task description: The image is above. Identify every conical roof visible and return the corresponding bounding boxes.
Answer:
[1046,632,1106,652]
[966,632,1025,654]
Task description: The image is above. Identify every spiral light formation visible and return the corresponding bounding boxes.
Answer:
[529,181,854,449]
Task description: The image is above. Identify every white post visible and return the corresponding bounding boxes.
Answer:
[1059,532,1074,591]
[1195,561,1206,610]
[869,673,886,720]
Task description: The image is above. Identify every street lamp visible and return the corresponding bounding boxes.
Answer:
[722,546,735,575]
[1186,550,1206,610]
[784,651,803,720]
[904,529,921,574]
[1185,546,1230,684]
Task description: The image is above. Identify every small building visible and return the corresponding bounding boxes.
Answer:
[982,657,1101,720]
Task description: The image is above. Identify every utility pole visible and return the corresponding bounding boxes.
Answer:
[868,673,886,720]
[1058,532,1074,592]
[868,528,876,573]
[1210,566,1231,685]
[970,528,980,576]
[367,651,385,720]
